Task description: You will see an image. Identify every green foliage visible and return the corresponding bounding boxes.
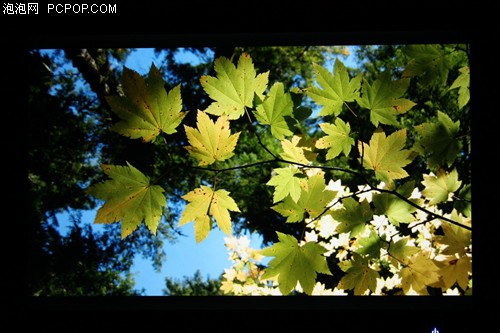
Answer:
[421,168,462,205]
[200,52,269,119]
[307,59,362,116]
[356,71,416,126]
[359,128,414,185]
[331,197,373,237]
[266,167,305,203]
[164,270,223,296]
[80,45,472,296]
[402,44,452,86]
[338,253,379,295]
[253,82,294,140]
[259,232,332,295]
[449,66,470,109]
[86,163,166,238]
[315,117,354,159]
[106,65,187,142]
[413,110,461,169]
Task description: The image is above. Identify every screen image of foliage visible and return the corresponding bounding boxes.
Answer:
[27,43,470,296]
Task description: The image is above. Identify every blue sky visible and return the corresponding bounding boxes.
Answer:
[54,46,358,296]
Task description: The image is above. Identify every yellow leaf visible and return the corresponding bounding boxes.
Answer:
[179,186,240,243]
[399,252,440,295]
[184,110,240,166]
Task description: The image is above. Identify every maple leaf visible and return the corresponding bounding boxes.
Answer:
[435,255,472,291]
[179,186,240,243]
[200,53,269,119]
[421,168,462,205]
[354,228,384,258]
[435,209,471,256]
[254,82,294,140]
[356,71,416,126]
[337,253,379,295]
[279,135,317,164]
[184,110,240,166]
[298,173,337,219]
[271,173,336,222]
[372,191,417,226]
[86,163,166,239]
[413,111,461,168]
[454,184,471,218]
[387,237,420,268]
[106,64,187,142]
[315,117,355,159]
[266,166,306,203]
[449,66,470,109]
[399,252,441,295]
[332,197,373,237]
[271,196,305,223]
[402,44,451,86]
[358,128,414,184]
[307,59,362,116]
[259,232,332,295]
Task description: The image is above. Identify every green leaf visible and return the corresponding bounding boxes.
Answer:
[200,53,269,119]
[454,184,471,218]
[449,66,470,109]
[307,59,362,116]
[402,44,451,86]
[271,173,336,222]
[298,173,337,219]
[372,191,417,226]
[271,196,305,222]
[184,110,240,166]
[356,71,416,127]
[254,82,294,140]
[399,252,440,295]
[413,111,461,168]
[106,64,187,142]
[332,197,373,237]
[355,228,384,258]
[179,186,240,243]
[337,253,379,295]
[266,167,305,203]
[315,117,354,159]
[436,209,471,256]
[279,135,316,164]
[387,237,419,268]
[86,163,166,239]
[421,168,462,205]
[359,128,414,184]
[259,232,332,295]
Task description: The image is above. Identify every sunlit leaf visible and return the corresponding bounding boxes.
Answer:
[254,82,294,140]
[86,163,166,239]
[332,197,373,237]
[259,232,331,295]
[413,111,461,168]
[200,53,269,119]
[106,64,187,142]
[315,117,354,159]
[421,168,462,205]
[358,128,413,184]
[179,186,240,243]
[337,253,379,295]
[356,71,415,126]
[184,110,240,166]
[307,59,362,116]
